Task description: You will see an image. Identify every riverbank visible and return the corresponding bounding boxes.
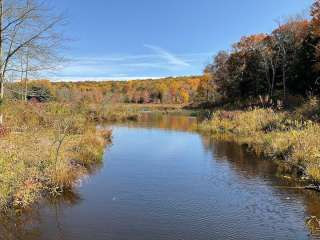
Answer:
[0,101,112,211]
[85,103,196,122]
[199,100,320,184]
[0,101,181,211]
[2,98,320,211]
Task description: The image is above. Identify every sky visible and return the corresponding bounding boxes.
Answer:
[51,0,314,81]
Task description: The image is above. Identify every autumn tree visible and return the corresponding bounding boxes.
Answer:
[196,73,216,102]
[204,13,318,105]
[206,51,229,99]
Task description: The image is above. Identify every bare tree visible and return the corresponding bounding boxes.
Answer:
[272,17,308,101]
[258,36,280,98]
[0,0,65,124]
[0,0,65,100]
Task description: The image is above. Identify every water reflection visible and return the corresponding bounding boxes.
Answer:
[0,210,41,240]
[1,114,320,239]
[0,190,81,240]
[203,137,320,238]
[110,112,199,132]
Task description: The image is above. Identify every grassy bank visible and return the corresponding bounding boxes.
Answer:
[85,103,140,122]
[84,103,191,122]
[0,101,112,211]
[199,101,320,183]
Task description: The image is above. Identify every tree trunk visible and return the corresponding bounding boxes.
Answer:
[281,47,287,102]
[0,0,3,101]
[0,78,3,125]
[282,62,287,101]
[24,53,29,101]
[271,63,275,98]
[24,78,27,101]
[0,0,4,125]
[0,79,3,100]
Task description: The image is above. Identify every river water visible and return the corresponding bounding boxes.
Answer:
[1,114,320,240]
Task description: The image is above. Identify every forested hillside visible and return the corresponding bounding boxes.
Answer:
[8,76,205,104]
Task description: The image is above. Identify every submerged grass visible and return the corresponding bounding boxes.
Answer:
[0,101,111,211]
[199,105,320,182]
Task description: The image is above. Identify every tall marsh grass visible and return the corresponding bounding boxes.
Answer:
[200,105,320,182]
[0,101,111,210]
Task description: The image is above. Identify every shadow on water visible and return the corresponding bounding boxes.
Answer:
[0,190,82,240]
[1,113,320,239]
[108,112,199,132]
[0,163,103,240]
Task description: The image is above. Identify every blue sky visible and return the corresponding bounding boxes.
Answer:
[52,0,313,81]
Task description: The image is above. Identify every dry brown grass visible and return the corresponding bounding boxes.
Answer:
[0,101,112,210]
[200,105,320,182]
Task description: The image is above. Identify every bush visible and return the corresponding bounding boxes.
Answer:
[27,86,53,102]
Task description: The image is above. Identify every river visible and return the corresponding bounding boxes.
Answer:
[1,114,320,239]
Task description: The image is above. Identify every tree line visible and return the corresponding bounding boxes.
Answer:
[203,0,320,106]
[10,76,205,104]
[53,77,201,104]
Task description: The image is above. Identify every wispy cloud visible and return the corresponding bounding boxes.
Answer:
[144,44,191,68]
[50,76,164,82]
[48,46,212,81]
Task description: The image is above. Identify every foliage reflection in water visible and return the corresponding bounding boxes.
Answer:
[1,114,320,240]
